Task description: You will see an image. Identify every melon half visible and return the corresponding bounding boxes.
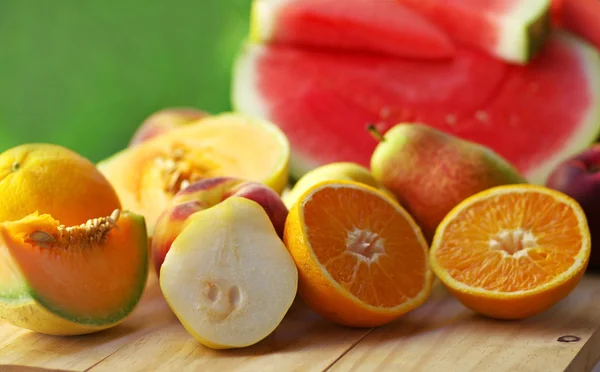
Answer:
[232,31,600,185]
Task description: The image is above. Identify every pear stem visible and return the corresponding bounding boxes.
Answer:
[367,124,385,142]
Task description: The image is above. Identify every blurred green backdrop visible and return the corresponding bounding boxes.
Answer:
[0,0,252,162]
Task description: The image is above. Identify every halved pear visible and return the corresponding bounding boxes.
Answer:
[159,196,298,349]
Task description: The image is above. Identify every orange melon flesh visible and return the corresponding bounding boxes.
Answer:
[98,113,290,235]
[0,211,148,327]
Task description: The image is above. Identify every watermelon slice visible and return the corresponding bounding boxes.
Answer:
[250,0,456,60]
[396,0,552,64]
[232,31,600,185]
[552,0,600,50]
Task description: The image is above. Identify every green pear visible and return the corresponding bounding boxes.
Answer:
[369,123,527,242]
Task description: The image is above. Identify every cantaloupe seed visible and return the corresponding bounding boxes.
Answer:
[153,145,221,194]
[27,209,121,249]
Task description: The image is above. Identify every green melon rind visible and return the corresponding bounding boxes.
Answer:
[231,31,600,185]
[0,235,29,302]
[523,5,552,63]
[525,32,600,185]
[249,0,290,44]
[487,0,552,64]
[0,212,149,327]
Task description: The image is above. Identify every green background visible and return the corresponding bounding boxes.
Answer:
[0,0,252,162]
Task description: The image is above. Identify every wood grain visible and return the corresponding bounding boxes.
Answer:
[0,273,370,372]
[1,273,599,372]
[329,275,600,372]
[0,274,168,372]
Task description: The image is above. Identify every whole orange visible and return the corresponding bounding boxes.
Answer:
[0,143,121,226]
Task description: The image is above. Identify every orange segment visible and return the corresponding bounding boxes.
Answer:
[430,184,590,320]
[284,180,433,327]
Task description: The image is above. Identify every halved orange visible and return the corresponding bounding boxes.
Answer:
[430,184,591,320]
[283,180,433,327]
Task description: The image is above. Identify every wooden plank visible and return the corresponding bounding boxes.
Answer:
[0,273,369,372]
[0,274,167,372]
[329,275,600,372]
[86,294,369,371]
[2,271,600,372]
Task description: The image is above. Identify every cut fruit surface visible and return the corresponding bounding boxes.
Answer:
[0,210,149,335]
[430,184,590,320]
[251,0,455,59]
[233,31,600,184]
[160,197,298,349]
[283,180,433,327]
[397,0,551,64]
[98,113,290,235]
[552,0,600,50]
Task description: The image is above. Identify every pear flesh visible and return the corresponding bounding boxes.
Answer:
[159,197,298,349]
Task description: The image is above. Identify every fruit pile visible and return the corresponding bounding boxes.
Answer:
[0,105,596,350]
[0,0,599,354]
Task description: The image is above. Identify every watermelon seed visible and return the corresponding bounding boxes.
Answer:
[379,107,391,119]
[445,115,457,126]
[475,111,489,123]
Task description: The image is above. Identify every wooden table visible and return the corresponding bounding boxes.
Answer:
[1,272,599,372]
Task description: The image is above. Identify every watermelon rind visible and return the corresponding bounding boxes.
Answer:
[496,0,552,64]
[231,41,313,178]
[231,31,600,185]
[525,31,600,184]
[249,0,287,44]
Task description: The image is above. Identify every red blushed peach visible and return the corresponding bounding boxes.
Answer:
[151,177,289,276]
[129,107,209,146]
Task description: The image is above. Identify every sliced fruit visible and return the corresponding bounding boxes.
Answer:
[159,197,298,349]
[251,0,455,59]
[129,107,210,146]
[0,143,121,227]
[398,0,551,64]
[551,0,600,50]
[283,180,433,327]
[232,31,600,184]
[151,176,289,276]
[98,112,290,235]
[430,184,590,320]
[282,162,393,210]
[0,210,149,335]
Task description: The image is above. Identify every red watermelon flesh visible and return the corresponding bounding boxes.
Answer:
[250,0,455,60]
[396,0,551,64]
[232,32,600,184]
[551,0,600,50]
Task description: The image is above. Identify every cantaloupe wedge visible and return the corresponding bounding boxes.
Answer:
[0,210,148,335]
[98,113,290,236]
